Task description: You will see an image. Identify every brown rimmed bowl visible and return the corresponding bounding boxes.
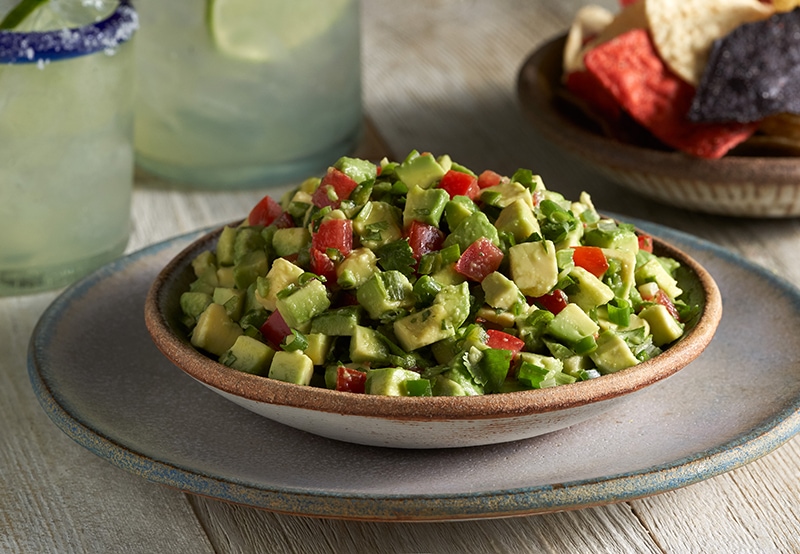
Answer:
[144,223,722,449]
[518,34,800,218]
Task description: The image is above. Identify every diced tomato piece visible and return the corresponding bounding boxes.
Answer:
[485,329,525,357]
[312,218,353,257]
[572,246,609,278]
[247,195,283,227]
[533,289,569,314]
[454,238,504,282]
[406,220,445,261]
[638,233,654,253]
[477,169,503,189]
[272,211,295,229]
[655,289,681,321]
[309,248,337,285]
[336,366,367,393]
[259,310,292,348]
[311,167,359,209]
[438,169,480,200]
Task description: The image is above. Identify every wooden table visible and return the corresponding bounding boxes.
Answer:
[3,1,799,551]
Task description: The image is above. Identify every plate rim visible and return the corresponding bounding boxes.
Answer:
[27,225,800,521]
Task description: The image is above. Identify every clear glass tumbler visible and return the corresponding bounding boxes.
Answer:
[0,0,138,296]
[133,0,363,189]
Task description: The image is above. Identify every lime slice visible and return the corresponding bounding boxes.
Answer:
[206,0,350,62]
[0,0,48,30]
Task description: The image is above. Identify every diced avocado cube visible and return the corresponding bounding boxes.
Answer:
[180,291,213,323]
[393,303,454,351]
[304,333,332,365]
[475,306,516,329]
[356,271,413,320]
[256,257,304,311]
[272,227,311,257]
[517,351,564,374]
[603,248,636,300]
[494,198,540,242]
[191,250,217,278]
[403,185,449,227]
[635,258,683,300]
[583,221,639,253]
[444,195,478,231]
[395,151,446,189]
[220,335,275,375]
[350,325,391,365]
[268,350,314,385]
[567,266,615,311]
[216,266,235,288]
[482,271,524,310]
[430,263,466,286]
[590,330,639,373]
[334,156,378,184]
[216,226,237,266]
[443,365,484,396]
[508,240,558,297]
[191,302,244,356]
[276,278,331,329]
[480,181,532,208]
[443,210,499,252]
[336,247,379,289]
[310,305,361,336]
[212,287,246,321]
[431,374,467,396]
[233,226,266,263]
[433,281,471,329]
[233,249,269,290]
[365,367,421,396]
[352,201,403,249]
[639,304,684,346]
[547,303,599,345]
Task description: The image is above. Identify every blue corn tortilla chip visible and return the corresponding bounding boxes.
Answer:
[689,9,800,123]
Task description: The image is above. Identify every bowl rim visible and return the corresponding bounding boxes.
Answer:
[144,222,722,422]
[516,32,800,183]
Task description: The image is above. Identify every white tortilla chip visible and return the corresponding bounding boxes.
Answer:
[645,0,774,85]
[563,5,613,74]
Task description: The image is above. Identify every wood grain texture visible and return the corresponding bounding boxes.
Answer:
[2,0,799,552]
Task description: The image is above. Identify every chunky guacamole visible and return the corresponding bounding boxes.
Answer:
[179,152,699,396]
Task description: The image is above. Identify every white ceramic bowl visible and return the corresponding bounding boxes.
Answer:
[518,34,800,218]
[144,223,722,449]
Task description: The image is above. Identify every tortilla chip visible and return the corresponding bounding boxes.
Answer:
[645,0,773,85]
[583,28,759,158]
[563,5,614,74]
[689,9,800,123]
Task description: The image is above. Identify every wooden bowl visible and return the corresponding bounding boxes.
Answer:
[517,34,800,218]
[144,223,722,449]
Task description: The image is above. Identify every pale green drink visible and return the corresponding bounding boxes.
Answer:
[0,0,138,295]
[134,0,362,188]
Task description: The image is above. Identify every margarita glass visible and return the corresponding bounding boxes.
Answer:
[0,0,138,296]
[133,0,363,189]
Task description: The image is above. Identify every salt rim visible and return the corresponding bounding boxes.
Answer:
[0,0,138,64]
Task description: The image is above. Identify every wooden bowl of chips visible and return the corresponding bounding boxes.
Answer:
[517,34,800,218]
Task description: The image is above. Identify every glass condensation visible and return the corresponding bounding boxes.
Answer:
[133,0,363,189]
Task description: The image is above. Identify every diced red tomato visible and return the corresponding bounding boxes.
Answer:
[309,248,337,285]
[477,169,503,189]
[336,366,367,393]
[406,220,444,261]
[272,211,295,229]
[438,169,480,200]
[311,167,359,209]
[533,289,569,314]
[638,233,654,253]
[572,246,609,278]
[655,289,681,321]
[454,238,504,282]
[247,195,283,227]
[259,310,292,348]
[485,329,525,357]
[312,218,353,257]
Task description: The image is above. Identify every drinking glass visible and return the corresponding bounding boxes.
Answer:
[133,0,363,189]
[0,0,138,296]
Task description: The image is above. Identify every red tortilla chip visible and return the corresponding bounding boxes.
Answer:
[583,28,759,159]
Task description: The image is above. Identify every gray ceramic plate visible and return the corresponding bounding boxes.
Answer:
[28,222,800,521]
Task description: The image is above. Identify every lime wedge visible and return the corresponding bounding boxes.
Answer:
[206,0,350,62]
[0,0,48,30]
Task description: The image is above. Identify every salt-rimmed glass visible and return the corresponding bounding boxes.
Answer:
[133,0,362,189]
[0,1,138,296]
